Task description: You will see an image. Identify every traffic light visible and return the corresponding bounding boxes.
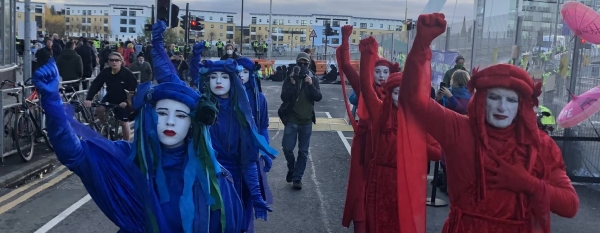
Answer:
[190,17,204,31]
[156,0,179,28]
[580,38,592,49]
[180,15,188,29]
[406,21,414,31]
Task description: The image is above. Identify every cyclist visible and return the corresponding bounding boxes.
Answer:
[84,52,138,141]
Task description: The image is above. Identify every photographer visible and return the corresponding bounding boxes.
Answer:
[278,52,322,190]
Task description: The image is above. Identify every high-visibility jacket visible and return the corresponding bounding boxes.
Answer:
[216,41,224,48]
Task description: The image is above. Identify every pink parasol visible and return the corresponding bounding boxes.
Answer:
[557,86,600,128]
[561,1,600,44]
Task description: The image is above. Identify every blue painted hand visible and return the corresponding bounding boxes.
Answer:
[32,58,59,96]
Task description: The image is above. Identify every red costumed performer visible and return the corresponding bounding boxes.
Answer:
[358,37,442,233]
[398,13,579,233]
[337,25,401,232]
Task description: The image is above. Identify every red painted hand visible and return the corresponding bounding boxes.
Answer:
[358,37,378,55]
[415,13,447,45]
[342,25,353,42]
[485,153,540,194]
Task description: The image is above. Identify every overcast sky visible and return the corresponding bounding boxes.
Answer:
[39,0,475,26]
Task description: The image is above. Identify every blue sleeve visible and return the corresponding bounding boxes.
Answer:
[151,21,181,84]
[258,93,269,144]
[447,96,458,109]
[189,42,205,89]
[44,99,146,231]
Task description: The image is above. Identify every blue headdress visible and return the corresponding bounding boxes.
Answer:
[199,59,277,159]
[129,21,225,233]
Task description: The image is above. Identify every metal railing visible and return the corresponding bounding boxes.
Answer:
[0,70,141,162]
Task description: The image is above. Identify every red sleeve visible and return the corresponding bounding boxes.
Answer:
[336,45,360,95]
[398,31,464,149]
[426,134,442,161]
[358,38,382,127]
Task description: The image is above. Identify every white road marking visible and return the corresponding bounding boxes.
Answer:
[308,147,334,233]
[328,112,352,154]
[34,194,92,233]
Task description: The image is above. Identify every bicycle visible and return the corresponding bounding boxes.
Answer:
[60,79,99,132]
[1,79,53,161]
[92,101,123,141]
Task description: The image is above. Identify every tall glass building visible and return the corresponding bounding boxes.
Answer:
[0,0,17,81]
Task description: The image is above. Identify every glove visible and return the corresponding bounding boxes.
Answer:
[194,94,218,125]
[484,153,541,194]
[359,37,378,55]
[151,21,167,43]
[243,161,273,221]
[193,41,206,55]
[415,13,447,45]
[261,154,273,172]
[341,25,353,43]
[32,58,61,102]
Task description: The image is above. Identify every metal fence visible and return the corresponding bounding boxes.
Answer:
[369,12,600,182]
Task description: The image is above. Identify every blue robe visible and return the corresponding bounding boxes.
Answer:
[43,101,243,233]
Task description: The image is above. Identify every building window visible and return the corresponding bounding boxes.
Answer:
[296,20,299,23]
[129,19,136,25]
[35,15,42,28]
[210,16,213,20]
[104,26,109,32]
[259,19,262,22]
[120,19,127,24]
[220,17,223,21]
[87,10,91,15]
[370,23,373,27]
[120,27,127,33]
[251,27,256,32]
[129,27,136,33]
[332,38,340,44]
[353,22,356,26]
[104,18,108,24]
[380,24,383,28]
[34,6,43,13]
[310,20,313,24]
[219,33,223,36]
[66,18,70,22]
[300,37,306,42]
[360,23,367,29]
[211,24,214,28]
[295,36,298,40]
[352,39,355,43]
[279,19,284,25]
[66,10,70,15]
[129,11,136,17]
[226,34,233,39]
[220,25,223,29]
[353,31,356,34]
[332,21,340,27]
[301,20,307,26]
[258,27,261,30]
[251,35,256,40]
[227,26,233,31]
[252,17,257,24]
[120,10,127,16]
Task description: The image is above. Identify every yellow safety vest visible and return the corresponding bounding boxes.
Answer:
[216,41,223,48]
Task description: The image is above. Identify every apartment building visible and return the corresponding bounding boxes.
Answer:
[249,13,405,46]
[108,4,152,42]
[64,4,110,39]
[16,1,46,36]
[177,10,236,45]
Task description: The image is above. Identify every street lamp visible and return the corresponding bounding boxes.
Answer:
[240,0,244,54]
[268,0,273,59]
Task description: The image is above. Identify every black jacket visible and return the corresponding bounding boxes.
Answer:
[279,72,322,124]
[34,47,53,71]
[75,44,98,77]
[56,49,83,82]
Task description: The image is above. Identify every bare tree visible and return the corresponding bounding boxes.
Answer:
[208,31,215,42]
[71,22,83,37]
[93,26,102,37]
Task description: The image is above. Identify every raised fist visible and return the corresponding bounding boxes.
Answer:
[32,58,59,96]
[415,13,447,44]
[193,41,206,55]
[342,25,353,41]
[151,20,167,42]
[359,36,378,54]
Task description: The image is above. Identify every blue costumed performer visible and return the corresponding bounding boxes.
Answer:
[31,20,244,233]
[191,53,278,233]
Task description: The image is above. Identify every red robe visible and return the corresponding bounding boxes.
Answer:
[399,14,578,233]
[338,36,384,228]
[359,37,442,233]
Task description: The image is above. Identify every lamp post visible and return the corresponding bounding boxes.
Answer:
[268,0,273,59]
[240,0,244,54]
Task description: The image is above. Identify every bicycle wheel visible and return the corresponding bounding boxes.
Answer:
[29,112,54,151]
[14,115,35,162]
[100,124,110,139]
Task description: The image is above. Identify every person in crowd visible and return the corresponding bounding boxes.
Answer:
[30,21,243,232]
[194,44,277,233]
[83,52,137,142]
[167,44,176,57]
[52,33,64,59]
[398,13,578,233]
[321,64,339,84]
[123,43,136,67]
[128,53,153,83]
[278,52,323,190]
[303,48,317,74]
[170,52,189,82]
[436,69,472,115]
[336,24,400,232]
[216,39,225,57]
[220,44,241,60]
[75,38,97,90]
[99,44,112,71]
[443,54,467,86]
[56,41,83,90]
[34,38,53,72]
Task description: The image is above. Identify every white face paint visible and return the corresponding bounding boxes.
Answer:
[374,65,390,86]
[155,99,191,148]
[239,69,250,84]
[392,87,400,107]
[209,71,231,98]
[485,88,519,129]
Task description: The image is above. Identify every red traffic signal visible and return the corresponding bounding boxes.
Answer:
[191,21,197,26]
[581,38,586,44]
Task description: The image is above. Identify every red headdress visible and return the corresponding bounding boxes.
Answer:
[375,58,402,73]
[378,73,403,132]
